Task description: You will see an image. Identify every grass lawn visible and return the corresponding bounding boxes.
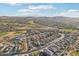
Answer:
[68,50,79,56]
[15,31,23,35]
[0,32,8,36]
[61,29,77,32]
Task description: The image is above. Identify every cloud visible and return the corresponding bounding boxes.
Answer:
[17,5,55,17]
[67,9,79,12]
[8,3,21,6]
[28,5,55,10]
[17,9,40,13]
[18,5,55,12]
[59,9,79,17]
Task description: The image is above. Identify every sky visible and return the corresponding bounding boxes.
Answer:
[0,3,79,17]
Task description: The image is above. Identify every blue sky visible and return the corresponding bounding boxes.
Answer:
[0,3,79,17]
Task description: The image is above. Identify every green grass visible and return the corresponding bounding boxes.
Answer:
[61,29,77,32]
[69,50,79,56]
[15,31,23,35]
[0,32,8,36]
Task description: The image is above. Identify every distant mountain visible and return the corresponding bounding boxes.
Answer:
[0,16,79,26]
[50,16,79,23]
